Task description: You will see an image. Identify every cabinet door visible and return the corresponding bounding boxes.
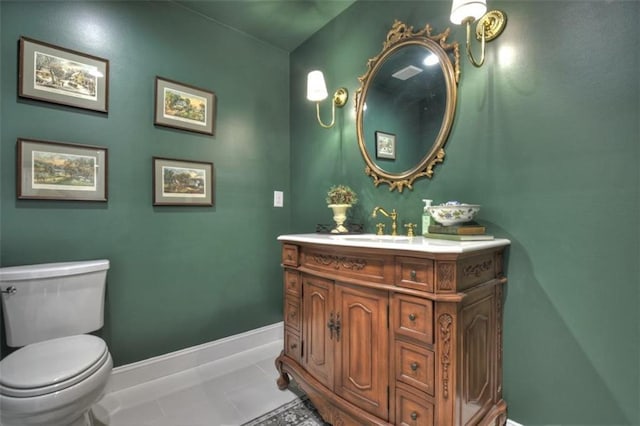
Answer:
[334,283,389,420]
[459,285,496,425]
[302,275,335,389]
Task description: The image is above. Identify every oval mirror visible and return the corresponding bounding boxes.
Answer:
[356,21,460,192]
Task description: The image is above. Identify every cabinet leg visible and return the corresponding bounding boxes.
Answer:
[275,350,290,390]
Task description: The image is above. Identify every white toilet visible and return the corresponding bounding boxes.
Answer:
[0,260,113,426]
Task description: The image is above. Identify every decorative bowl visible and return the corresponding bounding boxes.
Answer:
[427,202,480,226]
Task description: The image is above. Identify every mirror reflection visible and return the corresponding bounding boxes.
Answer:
[363,44,447,174]
[356,21,460,192]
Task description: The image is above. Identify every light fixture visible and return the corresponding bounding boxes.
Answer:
[306,70,348,129]
[450,0,507,67]
[423,54,440,67]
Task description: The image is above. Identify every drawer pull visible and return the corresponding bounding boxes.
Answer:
[408,313,416,321]
[410,411,418,421]
[290,343,297,350]
[287,254,292,260]
[410,270,417,280]
[410,362,419,371]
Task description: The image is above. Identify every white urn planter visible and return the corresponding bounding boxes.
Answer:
[328,204,351,233]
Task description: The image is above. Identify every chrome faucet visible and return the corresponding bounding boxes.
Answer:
[372,206,398,236]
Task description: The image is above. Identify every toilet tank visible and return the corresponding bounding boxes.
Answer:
[0,259,109,347]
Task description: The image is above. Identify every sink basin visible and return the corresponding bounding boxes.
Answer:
[330,234,411,243]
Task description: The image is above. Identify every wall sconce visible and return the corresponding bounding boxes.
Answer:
[450,0,507,67]
[307,70,348,129]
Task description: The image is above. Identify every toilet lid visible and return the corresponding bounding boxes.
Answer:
[0,335,109,397]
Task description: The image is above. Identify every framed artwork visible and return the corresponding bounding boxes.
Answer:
[17,138,108,201]
[375,131,396,160]
[153,157,214,206]
[154,77,216,135]
[19,36,109,113]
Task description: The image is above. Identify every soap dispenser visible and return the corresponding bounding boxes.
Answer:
[422,199,433,235]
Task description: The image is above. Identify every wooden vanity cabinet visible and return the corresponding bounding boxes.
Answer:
[276,238,508,426]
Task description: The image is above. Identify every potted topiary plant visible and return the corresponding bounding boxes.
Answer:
[326,185,358,233]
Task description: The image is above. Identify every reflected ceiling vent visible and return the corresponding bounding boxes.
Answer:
[392,65,423,80]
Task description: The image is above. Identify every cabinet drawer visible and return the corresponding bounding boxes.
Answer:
[395,386,434,426]
[395,340,435,396]
[393,294,433,344]
[282,244,299,266]
[396,257,434,292]
[300,246,393,284]
[284,295,301,332]
[284,329,301,363]
[284,270,301,296]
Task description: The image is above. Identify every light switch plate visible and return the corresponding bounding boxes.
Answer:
[273,191,284,207]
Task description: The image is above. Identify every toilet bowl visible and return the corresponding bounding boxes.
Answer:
[0,260,112,426]
[0,335,113,426]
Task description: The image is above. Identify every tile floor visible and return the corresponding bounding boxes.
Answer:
[93,340,299,426]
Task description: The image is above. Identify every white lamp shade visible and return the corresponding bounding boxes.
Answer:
[450,0,487,24]
[307,70,328,102]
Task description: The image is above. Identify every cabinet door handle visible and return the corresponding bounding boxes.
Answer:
[410,411,418,421]
[408,313,416,321]
[327,312,335,340]
[335,312,341,341]
[410,362,419,371]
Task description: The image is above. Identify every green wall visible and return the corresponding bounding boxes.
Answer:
[1,1,638,424]
[290,1,639,425]
[0,1,290,365]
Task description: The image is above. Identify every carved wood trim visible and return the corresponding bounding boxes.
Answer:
[495,251,504,276]
[496,285,504,396]
[463,260,493,278]
[437,263,455,290]
[312,254,367,270]
[496,286,503,363]
[439,313,453,399]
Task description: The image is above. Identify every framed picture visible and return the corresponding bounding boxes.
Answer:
[153,157,214,206]
[375,131,396,160]
[154,77,216,135]
[17,138,108,201]
[19,36,109,113]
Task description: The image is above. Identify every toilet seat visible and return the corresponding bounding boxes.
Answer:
[0,335,109,398]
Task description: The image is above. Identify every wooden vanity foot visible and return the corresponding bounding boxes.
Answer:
[275,351,290,390]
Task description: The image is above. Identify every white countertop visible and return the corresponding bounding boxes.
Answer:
[278,233,510,254]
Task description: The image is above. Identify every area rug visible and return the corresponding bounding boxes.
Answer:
[241,395,330,426]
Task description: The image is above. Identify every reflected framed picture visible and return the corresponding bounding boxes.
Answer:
[154,77,216,135]
[17,138,108,201]
[153,157,214,206]
[19,36,109,113]
[375,131,396,160]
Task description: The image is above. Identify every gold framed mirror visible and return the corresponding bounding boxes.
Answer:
[355,21,460,192]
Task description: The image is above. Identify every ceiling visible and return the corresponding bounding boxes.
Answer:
[175,0,357,52]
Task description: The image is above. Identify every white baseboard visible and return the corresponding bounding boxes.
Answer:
[507,420,524,426]
[105,321,284,393]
